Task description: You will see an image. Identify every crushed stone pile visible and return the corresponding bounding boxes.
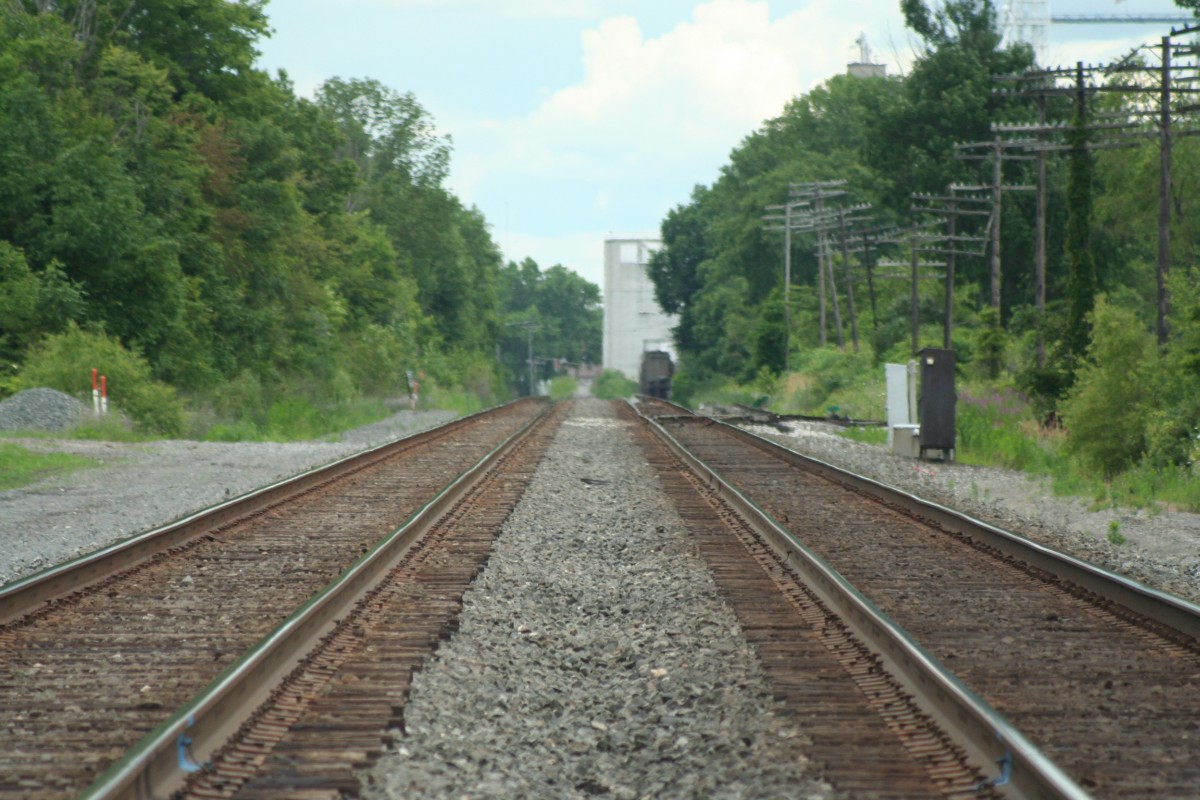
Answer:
[0,388,88,432]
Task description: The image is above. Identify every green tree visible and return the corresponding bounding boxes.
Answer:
[751,289,786,375]
[1061,299,1156,476]
[498,258,601,392]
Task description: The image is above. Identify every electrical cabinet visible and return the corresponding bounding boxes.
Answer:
[918,348,956,458]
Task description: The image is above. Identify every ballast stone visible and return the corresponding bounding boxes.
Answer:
[0,388,88,432]
[361,399,836,800]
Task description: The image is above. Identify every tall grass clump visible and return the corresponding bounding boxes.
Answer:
[549,376,578,400]
[955,386,1062,474]
[592,369,638,400]
[781,347,884,420]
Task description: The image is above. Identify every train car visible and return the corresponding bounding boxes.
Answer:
[639,350,674,398]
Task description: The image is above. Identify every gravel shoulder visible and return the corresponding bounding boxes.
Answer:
[0,408,456,586]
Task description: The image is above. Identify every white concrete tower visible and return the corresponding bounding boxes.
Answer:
[602,239,676,380]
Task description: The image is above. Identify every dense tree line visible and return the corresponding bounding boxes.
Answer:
[649,0,1200,473]
[497,258,603,396]
[0,1,597,429]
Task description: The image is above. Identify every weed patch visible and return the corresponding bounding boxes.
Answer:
[0,443,97,490]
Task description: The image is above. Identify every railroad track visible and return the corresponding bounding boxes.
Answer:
[0,399,553,800]
[633,396,1200,799]
[7,393,1198,799]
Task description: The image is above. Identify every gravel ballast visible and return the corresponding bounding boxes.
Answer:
[0,388,87,433]
[361,399,834,800]
[4,394,1200,795]
[4,394,1198,605]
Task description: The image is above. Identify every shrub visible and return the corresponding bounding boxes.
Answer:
[1060,299,1156,477]
[549,376,578,400]
[19,324,185,436]
[592,369,638,400]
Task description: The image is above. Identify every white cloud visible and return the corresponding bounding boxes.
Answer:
[1041,34,1158,74]
[443,0,913,270]
[500,230,611,288]
[454,0,910,195]
[352,0,606,19]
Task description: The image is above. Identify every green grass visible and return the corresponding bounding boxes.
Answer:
[0,442,97,490]
[422,386,493,417]
[203,398,400,442]
[838,425,888,445]
[67,416,155,442]
[549,376,578,400]
[955,386,1061,474]
[592,369,638,400]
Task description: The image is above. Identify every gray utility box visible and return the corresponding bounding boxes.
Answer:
[918,348,956,459]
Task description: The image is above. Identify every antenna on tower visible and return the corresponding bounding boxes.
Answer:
[856,32,872,65]
[848,33,886,78]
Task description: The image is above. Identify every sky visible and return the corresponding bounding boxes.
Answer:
[254,0,1192,289]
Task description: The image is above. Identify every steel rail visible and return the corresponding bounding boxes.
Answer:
[76,399,554,800]
[631,403,1090,800]
[714,419,1200,643]
[0,398,539,625]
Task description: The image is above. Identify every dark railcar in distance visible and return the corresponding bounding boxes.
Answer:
[639,350,674,398]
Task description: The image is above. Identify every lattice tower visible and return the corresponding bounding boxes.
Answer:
[1001,0,1050,63]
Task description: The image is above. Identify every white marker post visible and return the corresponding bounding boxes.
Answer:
[91,368,100,415]
[100,375,108,414]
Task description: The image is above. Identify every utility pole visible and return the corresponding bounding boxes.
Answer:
[1158,35,1172,344]
[999,26,1200,347]
[507,321,541,396]
[789,180,848,347]
[871,239,945,354]
[844,223,904,333]
[953,139,1035,318]
[911,189,990,349]
[772,181,878,354]
[990,137,1002,311]
[837,206,860,352]
[1035,92,1047,365]
[910,223,920,353]
[789,206,875,351]
[763,200,810,368]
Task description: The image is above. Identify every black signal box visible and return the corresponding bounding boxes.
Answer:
[918,348,956,458]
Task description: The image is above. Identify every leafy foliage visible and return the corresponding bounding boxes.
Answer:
[1060,299,1156,476]
[634,0,1200,503]
[498,258,602,395]
[19,324,185,436]
[592,370,638,401]
[0,2,605,435]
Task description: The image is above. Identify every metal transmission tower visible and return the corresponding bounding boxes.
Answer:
[1002,1,1192,63]
[1002,0,1050,62]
